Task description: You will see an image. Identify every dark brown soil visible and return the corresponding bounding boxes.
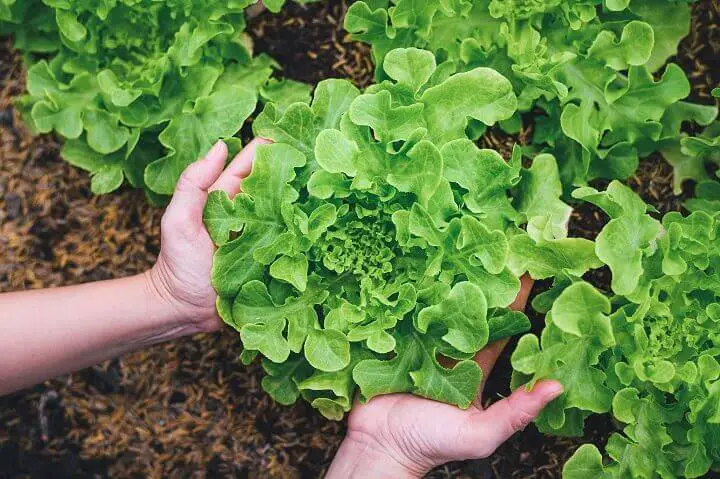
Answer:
[1,1,718,478]
[251,1,374,89]
[675,0,720,103]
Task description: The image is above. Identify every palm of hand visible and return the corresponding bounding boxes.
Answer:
[344,345,513,475]
[338,278,563,476]
[347,392,486,474]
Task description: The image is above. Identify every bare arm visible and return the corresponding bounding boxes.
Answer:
[0,271,197,395]
[0,139,267,396]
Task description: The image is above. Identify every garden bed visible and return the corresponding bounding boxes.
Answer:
[1,0,719,477]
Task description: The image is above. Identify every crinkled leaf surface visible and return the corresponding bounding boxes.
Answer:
[345,0,710,189]
[573,181,661,296]
[204,50,586,418]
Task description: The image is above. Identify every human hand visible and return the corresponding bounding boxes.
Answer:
[147,138,269,333]
[326,276,563,479]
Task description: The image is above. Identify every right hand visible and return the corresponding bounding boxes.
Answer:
[327,276,563,478]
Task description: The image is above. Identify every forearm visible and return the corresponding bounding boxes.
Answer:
[326,433,425,479]
[0,271,200,395]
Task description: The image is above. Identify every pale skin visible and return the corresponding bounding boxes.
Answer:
[326,276,563,478]
[0,140,562,476]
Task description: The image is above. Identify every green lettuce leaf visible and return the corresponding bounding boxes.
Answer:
[7,0,291,198]
[346,0,711,189]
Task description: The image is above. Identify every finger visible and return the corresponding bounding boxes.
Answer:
[474,275,535,400]
[474,338,509,390]
[510,274,534,312]
[463,380,563,459]
[473,339,508,408]
[165,140,228,227]
[210,137,271,197]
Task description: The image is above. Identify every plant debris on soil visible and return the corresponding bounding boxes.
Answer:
[1,1,719,478]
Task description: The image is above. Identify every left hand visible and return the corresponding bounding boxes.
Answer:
[326,276,563,478]
[147,138,269,332]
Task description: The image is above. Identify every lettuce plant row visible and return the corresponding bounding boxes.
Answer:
[202,47,604,419]
[1,0,311,200]
[345,0,719,190]
[511,180,720,478]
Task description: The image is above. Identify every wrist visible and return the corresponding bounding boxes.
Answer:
[327,432,429,479]
[143,265,217,333]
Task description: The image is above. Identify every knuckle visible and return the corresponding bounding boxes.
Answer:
[509,410,535,433]
[505,396,537,433]
[492,398,536,438]
[174,176,194,194]
[175,164,202,192]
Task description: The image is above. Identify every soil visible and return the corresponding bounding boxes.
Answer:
[0,1,718,478]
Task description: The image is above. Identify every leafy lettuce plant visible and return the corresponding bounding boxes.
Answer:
[512,181,720,478]
[678,88,720,214]
[203,47,594,419]
[2,0,310,200]
[344,0,718,189]
[678,121,720,213]
[1,0,57,52]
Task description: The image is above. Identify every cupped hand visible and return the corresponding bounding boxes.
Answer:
[148,139,268,333]
[327,276,563,478]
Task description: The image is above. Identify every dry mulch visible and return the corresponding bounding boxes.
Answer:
[1,1,719,478]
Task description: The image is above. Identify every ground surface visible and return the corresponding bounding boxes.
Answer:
[0,1,718,478]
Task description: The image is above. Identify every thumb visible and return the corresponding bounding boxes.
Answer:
[165,141,228,226]
[463,380,563,459]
